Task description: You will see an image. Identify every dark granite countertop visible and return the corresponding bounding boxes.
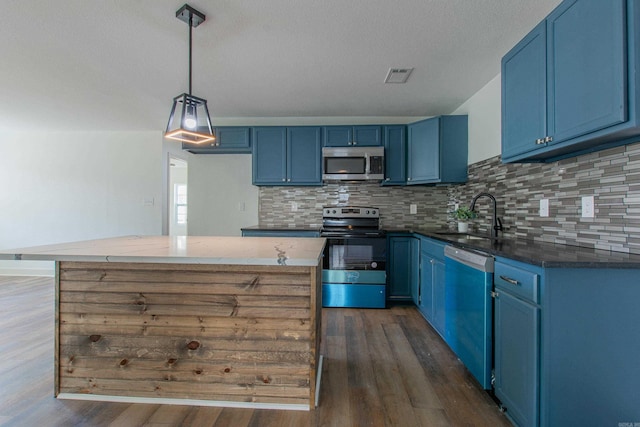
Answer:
[244,225,640,268]
[241,225,322,232]
[389,228,640,269]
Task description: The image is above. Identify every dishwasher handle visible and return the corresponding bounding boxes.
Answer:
[444,245,494,273]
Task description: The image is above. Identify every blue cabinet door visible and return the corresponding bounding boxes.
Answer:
[502,22,547,159]
[322,125,382,146]
[287,127,322,185]
[182,126,251,153]
[494,289,540,427]
[352,126,382,146]
[419,250,434,322]
[431,258,446,337]
[387,236,413,301]
[407,117,440,183]
[382,125,406,185]
[215,127,251,151]
[547,0,626,144]
[252,127,287,185]
[410,237,420,304]
[322,126,352,147]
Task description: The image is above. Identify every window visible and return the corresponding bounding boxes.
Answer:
[174,184,187,225]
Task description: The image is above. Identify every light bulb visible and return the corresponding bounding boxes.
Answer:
[184,117,197,129]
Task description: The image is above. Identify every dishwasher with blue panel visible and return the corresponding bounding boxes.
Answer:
[444,245,494,389]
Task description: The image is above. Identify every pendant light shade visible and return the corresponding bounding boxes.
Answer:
[164,4,215,144]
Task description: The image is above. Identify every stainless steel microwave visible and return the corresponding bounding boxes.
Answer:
[322,146,384,181]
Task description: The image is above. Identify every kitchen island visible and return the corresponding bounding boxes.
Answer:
[0,235,325,410]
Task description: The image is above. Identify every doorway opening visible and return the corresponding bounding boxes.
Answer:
[168,157,188,236]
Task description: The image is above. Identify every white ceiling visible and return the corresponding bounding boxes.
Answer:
[0,0,562,132]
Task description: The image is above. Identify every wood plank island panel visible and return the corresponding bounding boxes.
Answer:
[55,261,322,410]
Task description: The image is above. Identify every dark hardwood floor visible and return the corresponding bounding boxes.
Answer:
[0,276,510,426]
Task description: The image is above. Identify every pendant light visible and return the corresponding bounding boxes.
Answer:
[164,4,215,144]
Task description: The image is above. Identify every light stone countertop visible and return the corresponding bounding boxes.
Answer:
[0,235,326,267]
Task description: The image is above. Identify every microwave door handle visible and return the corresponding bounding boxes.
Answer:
[365,153,370,175]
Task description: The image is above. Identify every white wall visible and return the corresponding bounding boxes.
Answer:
[0,131,163,275]
[187,154,258,236]
[451,74,502,164]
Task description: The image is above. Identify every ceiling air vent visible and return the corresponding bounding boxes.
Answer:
[384,68,414,84]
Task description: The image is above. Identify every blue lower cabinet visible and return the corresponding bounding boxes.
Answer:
[494,285,540,427]
[387,235,415,302]
[417,237,447,337]
[493,257,640,426]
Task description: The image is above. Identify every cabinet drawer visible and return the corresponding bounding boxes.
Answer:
[495,262,539,303]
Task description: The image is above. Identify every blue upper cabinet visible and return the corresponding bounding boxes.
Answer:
[406,116,468,185]
[547,0,626,143]
[502,0,639,163]
[322,125,382,146]
[252,127,322,186]
[287,127,322,184]
[502,22,547,160]
[382,125,406,185]
[182,126,251,154]
[252,127,287,184]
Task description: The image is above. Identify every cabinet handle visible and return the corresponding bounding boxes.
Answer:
[408,177,412,181]
[282,178,286,182]
[499,275,520,286]
[353,141,357,145]
[535,138,545,145]
[287,178,291,182]
[348,142,353,145]
[544,136,553,143]
[385,178,390,181]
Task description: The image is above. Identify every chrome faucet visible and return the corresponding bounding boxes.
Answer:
[469,192,503,239]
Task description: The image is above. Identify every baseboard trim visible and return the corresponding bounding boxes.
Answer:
[56,393,310,411]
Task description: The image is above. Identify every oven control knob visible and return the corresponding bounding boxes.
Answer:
[372,210,376,215]
[332,209,337,214]
[366,210,370,214]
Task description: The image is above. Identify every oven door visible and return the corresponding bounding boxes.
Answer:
[322,236,386,271]
[321,235,387,308]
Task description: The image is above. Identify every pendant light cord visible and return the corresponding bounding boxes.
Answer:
[188,13,193,95]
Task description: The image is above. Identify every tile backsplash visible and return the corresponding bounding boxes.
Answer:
[259,140,640,254]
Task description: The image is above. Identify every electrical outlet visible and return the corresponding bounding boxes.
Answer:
[582,195,595,218]
[410,204,417,214]
[539,199,549,217]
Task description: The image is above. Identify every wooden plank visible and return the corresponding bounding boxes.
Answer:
[60,261,312,274]
[60,280,311,296]
[59,323,310,341]
[59,355,310,376]
[59,334,311,353]
[59,302,311,319]
[362,311,422,426]
[59,312,311,331]
[61,366,310,387]
[59,377,311,400]
[344,313,386,425]
[59,291,310,308]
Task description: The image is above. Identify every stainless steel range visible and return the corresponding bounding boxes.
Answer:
[320,206,387,308]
